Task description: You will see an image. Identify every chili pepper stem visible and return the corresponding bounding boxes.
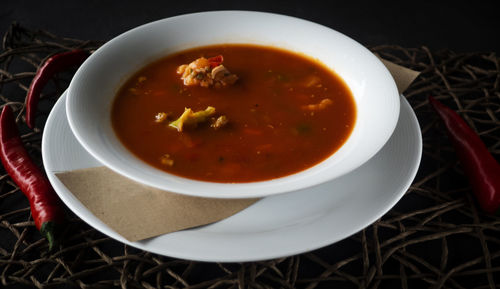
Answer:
[40,221,59,251]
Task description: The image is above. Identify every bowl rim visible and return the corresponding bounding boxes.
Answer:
[66,10,400,199]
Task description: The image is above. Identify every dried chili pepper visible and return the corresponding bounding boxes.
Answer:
[26,49,89,129]
[429,96,500,214]
[0,105,65,249]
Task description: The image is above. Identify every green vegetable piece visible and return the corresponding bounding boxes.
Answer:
[294,123,312,135]
[276,73,290,82]
[169,106,216,132]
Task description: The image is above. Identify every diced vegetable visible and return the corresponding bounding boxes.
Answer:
[160,154,174,166]
[155,112,168,123]
[302,98,333,111]
[210,115,229,129]
[294,123,312,135]
[243,128,263,135]
[303,75,322,87]
[207,55,224,68]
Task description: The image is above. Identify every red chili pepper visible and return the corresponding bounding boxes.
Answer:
[429,96,500,214]
[26,49,89,129]
[208,55,224,68]
[0,105,65,250]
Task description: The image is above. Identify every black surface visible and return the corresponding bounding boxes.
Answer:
[2,0,500,53]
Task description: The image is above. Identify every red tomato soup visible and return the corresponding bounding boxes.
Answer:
[111,44,356,183]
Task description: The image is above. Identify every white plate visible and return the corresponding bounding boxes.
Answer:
[42,91,421,262]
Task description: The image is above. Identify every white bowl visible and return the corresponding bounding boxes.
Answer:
[66,11,400,199]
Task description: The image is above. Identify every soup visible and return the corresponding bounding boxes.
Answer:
[111,44,356,183]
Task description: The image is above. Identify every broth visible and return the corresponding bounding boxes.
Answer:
[111,44,356,182]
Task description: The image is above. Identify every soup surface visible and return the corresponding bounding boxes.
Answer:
[112,44,356,182]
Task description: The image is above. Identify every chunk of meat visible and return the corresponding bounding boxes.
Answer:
[177,56,238,87]
[211,65,238,86]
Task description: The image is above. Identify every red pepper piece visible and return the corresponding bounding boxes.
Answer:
[429,96,500,214]
[26,49,89,129]
[207,55,224,68]
[0,105,65,249]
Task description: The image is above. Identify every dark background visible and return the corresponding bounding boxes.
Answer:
[2,0,499,53]
[1,1,499,288]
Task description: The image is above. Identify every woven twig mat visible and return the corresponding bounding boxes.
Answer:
[1,23,499,289]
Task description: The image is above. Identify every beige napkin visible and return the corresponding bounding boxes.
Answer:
[56,167,257,241]
[379,58,420,94]
[55,59,419,242]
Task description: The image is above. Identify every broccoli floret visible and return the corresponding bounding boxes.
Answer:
[169,106,216,132]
